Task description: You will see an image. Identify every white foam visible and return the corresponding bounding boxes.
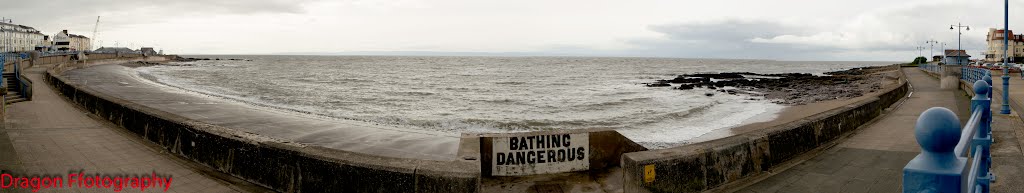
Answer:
[616,92,784,149]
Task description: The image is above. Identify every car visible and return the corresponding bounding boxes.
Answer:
[989,63,1022,73]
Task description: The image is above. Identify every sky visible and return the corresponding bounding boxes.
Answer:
[1,0,1021,61]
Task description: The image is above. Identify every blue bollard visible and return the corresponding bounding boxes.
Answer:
[904,107,966,193]
[1002,71,1012,114]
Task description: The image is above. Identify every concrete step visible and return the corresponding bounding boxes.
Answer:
[4,95,22,101]
[5,98,27,104]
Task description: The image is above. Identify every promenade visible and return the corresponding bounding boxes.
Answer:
[737,67,1024,193]
[0,64,267,193]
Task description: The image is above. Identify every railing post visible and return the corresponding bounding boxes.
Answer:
[903,107,966,193]
[972,80,994,193]
[0,54,4,87]
[984,75,993,100]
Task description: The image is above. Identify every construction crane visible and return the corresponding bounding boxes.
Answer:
[92,16,100,50]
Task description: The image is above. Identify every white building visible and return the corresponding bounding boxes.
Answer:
[53,30,69,50]
[53,30,91,51]
[983,28,1024,63]
[0,21,46,53]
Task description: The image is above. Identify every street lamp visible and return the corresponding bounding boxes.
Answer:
[926,40,939,60]
[941,42,948,62]
[1001,0,1012,114]
[950,23,970,66]
[916,46,926,58]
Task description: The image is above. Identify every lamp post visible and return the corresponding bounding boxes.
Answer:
[916,46,926,58]
[927,40,939,61]
[951,23,970,66]
[1002,0,1012,114]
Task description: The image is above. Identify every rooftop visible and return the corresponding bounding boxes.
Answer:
[944,49,971,57]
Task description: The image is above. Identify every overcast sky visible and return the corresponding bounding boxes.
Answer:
[2,0,1020,61]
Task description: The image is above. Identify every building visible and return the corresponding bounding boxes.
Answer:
[0,21,46,53]
[985,28,1024,63]
[53,30,70,51]
[944,49,971,65]
[140,47,157,55]
[94,47,135,53]
[53,30,91,51]
[70,34,90,51]
[35,35,51,51]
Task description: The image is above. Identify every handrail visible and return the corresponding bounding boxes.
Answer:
[954,109,983,157]
[967,146,983,193]
[14,60,30,101]
[0,54,5,87]
[904,78,993,193]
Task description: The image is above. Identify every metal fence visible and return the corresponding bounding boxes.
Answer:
[962,66,989,84]
[903,78,994,193]
[39,50,79,57]
[920,63,942,74]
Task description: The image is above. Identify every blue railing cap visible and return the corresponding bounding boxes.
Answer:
[915,107,961,153]
[974,80,991,96]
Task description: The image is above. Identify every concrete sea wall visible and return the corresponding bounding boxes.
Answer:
[44,61,481,193]
[621,68,909,193]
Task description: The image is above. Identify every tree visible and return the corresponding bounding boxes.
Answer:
[911,56,928,64]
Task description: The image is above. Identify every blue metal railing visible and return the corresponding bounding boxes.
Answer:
[962,66,989,84]
[920,63,942,74]
[0,54,5,87]
[904,78,994,193]
[14,53,30,100]
[39,50,80,57]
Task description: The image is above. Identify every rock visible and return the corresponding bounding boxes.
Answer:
[645,82,671,87]
[677,84,694,90]
[641,66,897,105]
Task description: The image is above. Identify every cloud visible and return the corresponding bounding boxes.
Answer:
[609,1,1024,61]
[0,0,320,34]
[647,20,809,43]
[595,19,838,60]
[2,0,1017,61]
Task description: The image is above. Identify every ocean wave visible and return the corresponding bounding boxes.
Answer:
[569,97,654,110]
[494,81,527,85]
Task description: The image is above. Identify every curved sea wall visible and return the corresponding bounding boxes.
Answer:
[45,63,480,193]
[621,67,909,193]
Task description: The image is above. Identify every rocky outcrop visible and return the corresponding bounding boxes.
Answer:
[644,65,897,105]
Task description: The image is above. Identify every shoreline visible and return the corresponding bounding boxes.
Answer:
[686,66,903,144]
[134,59,899,150]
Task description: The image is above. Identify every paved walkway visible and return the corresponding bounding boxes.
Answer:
[0,65,266,193]
[737,68,969,193]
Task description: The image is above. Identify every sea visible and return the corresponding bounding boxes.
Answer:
[136,55,893,148]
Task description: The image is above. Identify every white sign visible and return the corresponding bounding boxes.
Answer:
[491,133,589,176]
